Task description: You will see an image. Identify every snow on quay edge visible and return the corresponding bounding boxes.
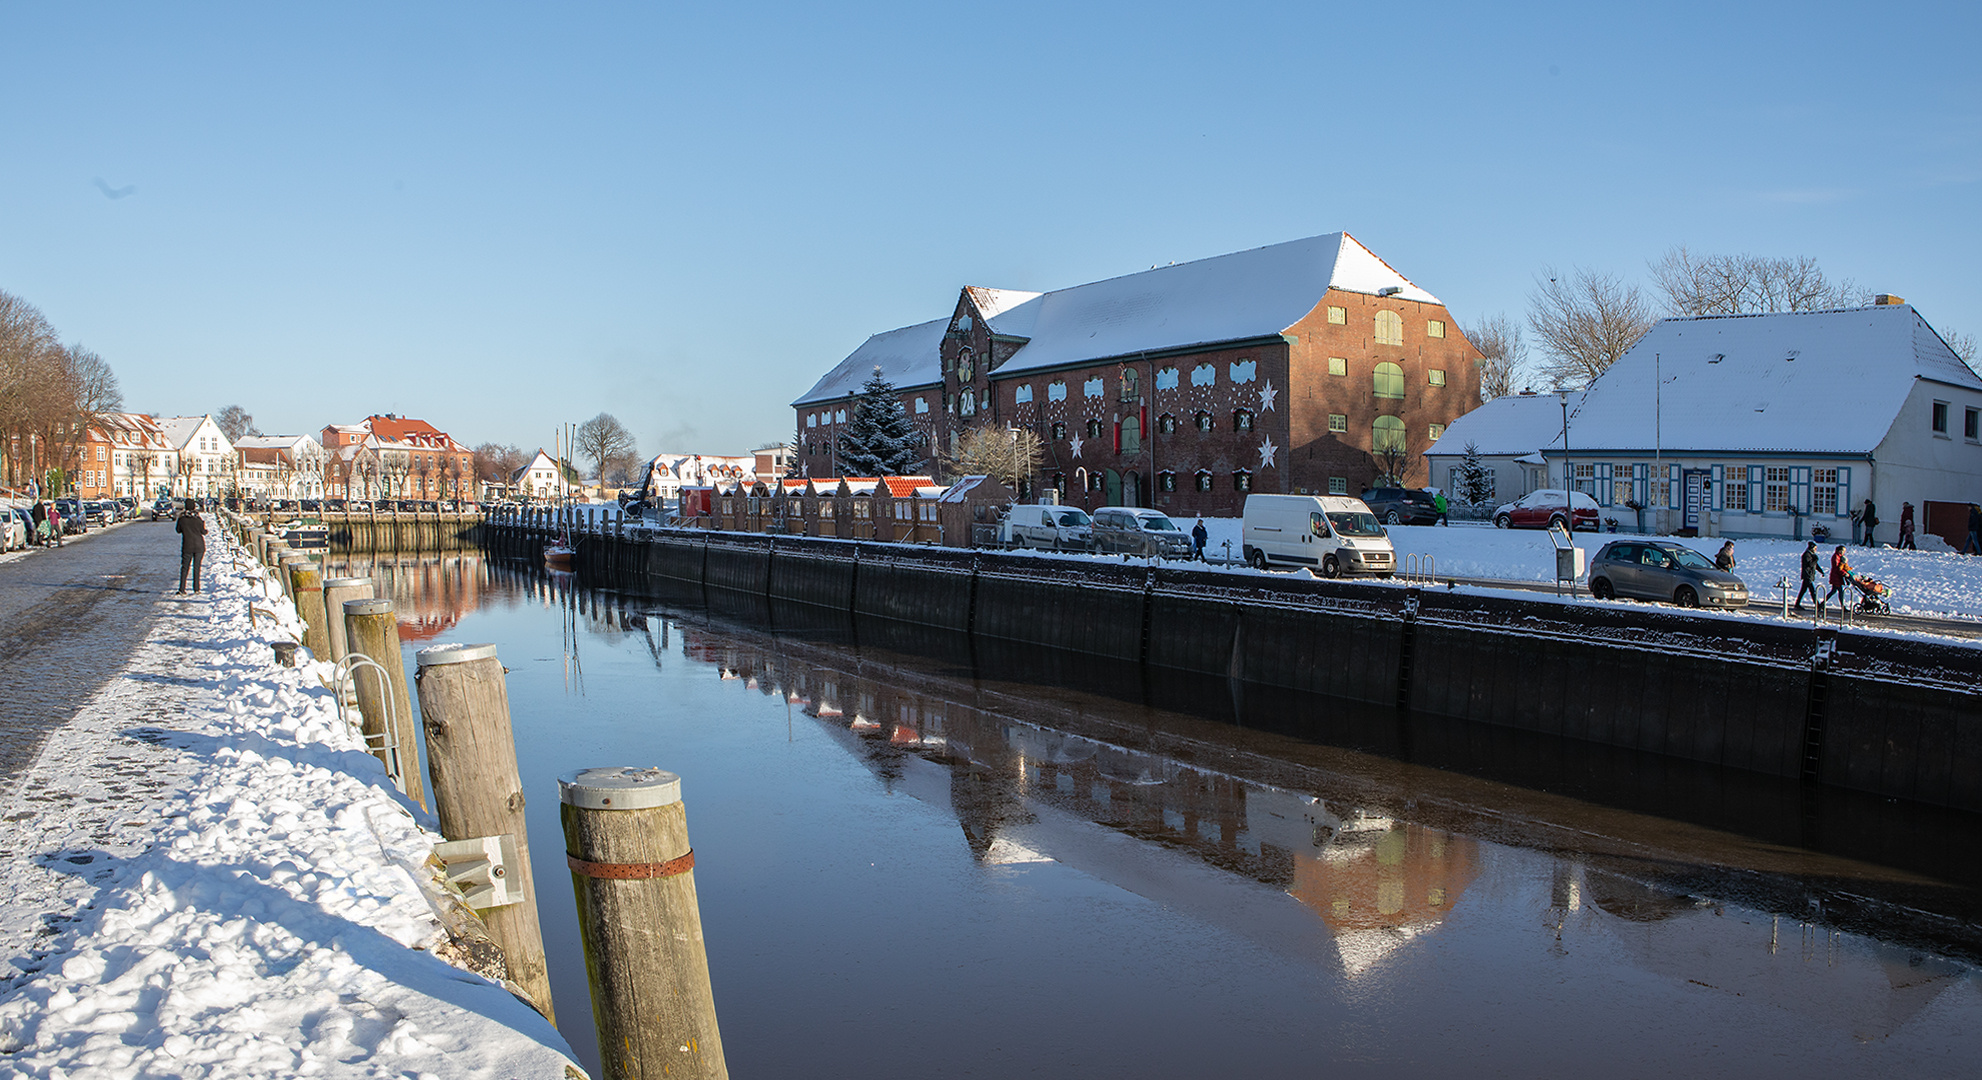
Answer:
[0,528,581,1079]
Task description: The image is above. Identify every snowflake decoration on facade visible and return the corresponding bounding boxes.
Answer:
[1070,434,1084,459]
[1259,380,1278,412]
[1258,435,1277,469]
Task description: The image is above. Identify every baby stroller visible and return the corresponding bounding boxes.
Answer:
[1849,573,1892,615]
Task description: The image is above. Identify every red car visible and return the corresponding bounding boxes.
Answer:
[1492,488,1601,531]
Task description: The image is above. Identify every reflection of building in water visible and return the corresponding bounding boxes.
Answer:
[669,619,1480,976]
[1290,817,1481,975]
[325,553,489,642]
[607,604,1979,1040]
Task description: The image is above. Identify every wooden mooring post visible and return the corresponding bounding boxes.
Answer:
[342,598,427,810]
[289,562,331,660]
[322,577,373,662]
[414,643,555,1022]
[560,767,727,1080]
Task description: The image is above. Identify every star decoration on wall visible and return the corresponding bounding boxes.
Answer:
[1258,435,1278,469]
[1070,434,1084,459]
[1259,380,1278,412]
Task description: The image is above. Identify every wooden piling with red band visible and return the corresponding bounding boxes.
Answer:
[413,642,553,1022]
[560,766,727,1080]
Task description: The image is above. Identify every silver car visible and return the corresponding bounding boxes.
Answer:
[1588,540,1748,608]
[1090,507,1194,558]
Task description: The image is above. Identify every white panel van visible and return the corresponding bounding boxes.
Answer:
[999,503,1094,550]
[1241,494,1396,577]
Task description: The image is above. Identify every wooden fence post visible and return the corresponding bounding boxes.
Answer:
[322,576,373,662]
[342,598,427,810]
[414,643,555,1023]
[560,767,727,1080]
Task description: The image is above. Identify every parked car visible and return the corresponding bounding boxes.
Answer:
[82,500,111,527]
[1359,487,1442,526]
[1242,493,1397,577]
[1588,540,1749,609]
[1492,489,1601,531]
[149,497,176,521]
[1000,503,1094,551]
[54,498,86,533]
[1090,507,1193,558]
[1,506,27,551]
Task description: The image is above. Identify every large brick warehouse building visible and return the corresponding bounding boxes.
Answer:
[792,233,1483,517]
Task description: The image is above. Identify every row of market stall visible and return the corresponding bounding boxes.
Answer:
[673,474,1020,546]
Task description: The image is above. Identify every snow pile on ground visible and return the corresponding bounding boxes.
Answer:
[0,529,580,1078]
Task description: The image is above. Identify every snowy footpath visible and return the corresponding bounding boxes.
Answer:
[0,527,582,1078]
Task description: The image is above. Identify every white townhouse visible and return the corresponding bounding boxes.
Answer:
[511,449,566,501]
[158,415,236,498]
[1426,301,1982,544]
[1420,393,1564,510]
[234,434,329,500]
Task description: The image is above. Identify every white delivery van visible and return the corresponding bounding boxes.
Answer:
[1241,494,1396,577]
[999,503,1094,550]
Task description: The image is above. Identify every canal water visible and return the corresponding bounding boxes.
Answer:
[328,550,1982,1079]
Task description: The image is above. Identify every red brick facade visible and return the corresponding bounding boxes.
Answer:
[795,237,1483,516]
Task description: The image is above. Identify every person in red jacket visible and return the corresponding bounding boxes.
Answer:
[1899,502,1916,550]
[1823,544,1852,613]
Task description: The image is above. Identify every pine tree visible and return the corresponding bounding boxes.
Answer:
[1458,441,1495,506]
[837,368,923,476]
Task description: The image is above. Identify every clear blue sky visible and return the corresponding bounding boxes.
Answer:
[4,2,1977,457]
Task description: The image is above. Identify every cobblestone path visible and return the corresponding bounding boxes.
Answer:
[0,520,193,783]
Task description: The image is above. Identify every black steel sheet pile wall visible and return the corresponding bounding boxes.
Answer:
[502,517,1982,814]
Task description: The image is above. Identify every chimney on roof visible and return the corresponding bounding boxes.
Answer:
[1875,294,1906,306]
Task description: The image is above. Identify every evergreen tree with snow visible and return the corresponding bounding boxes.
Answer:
[837,368,923,476]
[1458,441,1495,506]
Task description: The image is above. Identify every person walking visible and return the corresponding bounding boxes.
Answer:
[1714,540,1736,571]
[1860,499,1878,546]
[46,502,62,547]
[1433,489,1449,526]
[176,499,208,593]
[28,500,46,546]
[1794,541,1822,613]
[1967,503,1981,556]
[1191,516,1208,561]
[1823,544,1852,613]
[1899,502,1916,550]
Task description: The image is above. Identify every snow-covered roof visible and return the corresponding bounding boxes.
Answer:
[158,415,220,451]
[792,318,949,407]
[795,233,1442,406]
[233,434,316,453]
[983,232,1442,376]
[1556,304,1979,456]
[965,286,1044,330]
[1425,394,1568,458]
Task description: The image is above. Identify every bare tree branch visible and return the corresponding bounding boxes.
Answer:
[574,413,637,481]
[1649,246,1864,316]
[1527,267,1655,388]
[1464,313,1528,400]
[942,425,1041,489]
[215,404,254,442]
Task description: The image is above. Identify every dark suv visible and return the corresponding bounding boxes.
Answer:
[1359,487,1441,526]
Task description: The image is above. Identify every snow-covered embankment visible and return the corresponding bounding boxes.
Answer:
[0,524,582,1079]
